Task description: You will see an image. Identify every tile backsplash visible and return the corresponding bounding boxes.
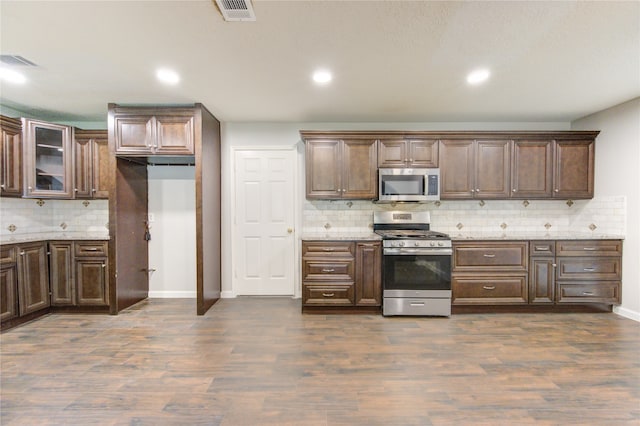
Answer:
[303,196,626,238]
[0,198,109,237]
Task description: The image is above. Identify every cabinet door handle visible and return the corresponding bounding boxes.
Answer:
[512,189,517,192]
[554,189,559,192]
[0,184,4,189]
[322,293,335,297]
[321,268,335,273]
[483,253,496,258]
[483,285,496,290]
[583,267,596,272]
[409,158,413,162]
[583,247,596,251]
[470,189,475,193]
[19,251,25,256]
[101,264,106,268]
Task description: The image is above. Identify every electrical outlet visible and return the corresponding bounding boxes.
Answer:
[147,213,155,223]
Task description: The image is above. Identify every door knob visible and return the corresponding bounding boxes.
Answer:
[287,228,293,234]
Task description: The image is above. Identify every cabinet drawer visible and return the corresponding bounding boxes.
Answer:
[452,276,528,304]
[530,241,555,256]
[302,241,354,257]
[556,240,622,257]
[303,283,355,306]
[556,258,621,281]
[556,282,621,304]
[303,259,354,281]
[1,246,16,264]
[74,241,108,257]
[453,242,528,272]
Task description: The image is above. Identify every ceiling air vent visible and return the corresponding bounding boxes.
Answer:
[215,0,256,21]
[0,55,38,67]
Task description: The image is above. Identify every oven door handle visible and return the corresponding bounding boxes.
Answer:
[383,248,453,255]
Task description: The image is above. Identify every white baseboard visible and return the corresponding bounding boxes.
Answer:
[613,306,640,322]
[221,291,236,298]
[148,291,196,298]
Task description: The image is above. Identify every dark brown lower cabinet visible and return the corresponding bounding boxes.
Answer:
[355,242,382,306]
[454,239,622,309]
[50,240,109,307]
[1,261,18,321]
[302,240,381,311]
[50,241,74,305]
[76,257,109,306]
[17,242,50,315]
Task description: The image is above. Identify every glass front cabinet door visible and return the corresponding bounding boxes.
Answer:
[23,119,73,198]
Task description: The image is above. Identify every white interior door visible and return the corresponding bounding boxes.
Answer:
[234,149,296,295]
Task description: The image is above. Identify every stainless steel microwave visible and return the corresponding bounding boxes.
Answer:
[378,168,440,202]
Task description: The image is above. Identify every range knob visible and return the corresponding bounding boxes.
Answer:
[438,242,444,246]
[398,241,405,247]
[430,242,435,247]
[414,241,420,247]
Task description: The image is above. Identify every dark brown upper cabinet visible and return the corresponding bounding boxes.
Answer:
[553,139,594,199]
[303,135,377,200]
[511,140,553,198]
[74,129,109,199]
[440,139,511,199]
[23,118,74,198]
[109,105,195,156]
[378,138,438,168]
[0,115,22,197]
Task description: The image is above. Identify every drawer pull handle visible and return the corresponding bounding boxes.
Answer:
[483,254,496,258]
[583,247,596,251]
[582,291,594,296]
[535,246,549,251]
[410,302,425,307]
[83,248,99,251]
[321,268,335,273]
[322,293,335,297]
[583,267,596,272]
[322,248,334,252]
[483,285,496,290]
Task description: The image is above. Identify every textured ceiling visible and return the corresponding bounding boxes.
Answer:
[0,0,639,123]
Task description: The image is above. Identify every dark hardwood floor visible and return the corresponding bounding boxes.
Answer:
[1,298,639,425]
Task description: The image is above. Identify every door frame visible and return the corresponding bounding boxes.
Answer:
[229,146,300,298]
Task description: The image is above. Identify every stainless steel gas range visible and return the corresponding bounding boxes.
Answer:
[373,211,452,316]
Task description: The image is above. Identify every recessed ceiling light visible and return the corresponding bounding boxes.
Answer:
[466,68,490,85]
[0,67,27,84]
[156,68,180,85]
[312,69,332,85]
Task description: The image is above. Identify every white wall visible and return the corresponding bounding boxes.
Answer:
[572,97,640,321]
[147,166,197,298]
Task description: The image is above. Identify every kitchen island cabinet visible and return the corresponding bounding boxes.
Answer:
[302,239,382,312]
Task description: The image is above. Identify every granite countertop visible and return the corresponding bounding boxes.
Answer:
[1,232,110,245]
[450,233,625,241]
[301,232,382,241]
